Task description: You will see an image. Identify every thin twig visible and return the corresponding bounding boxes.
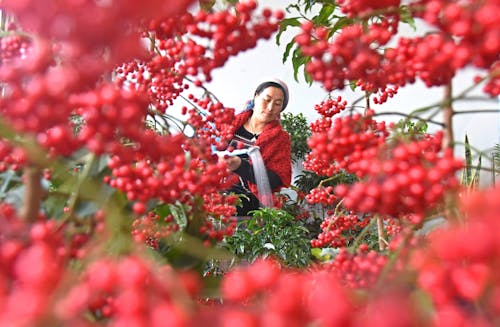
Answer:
[372,112,445,127]
[453,109,500,115]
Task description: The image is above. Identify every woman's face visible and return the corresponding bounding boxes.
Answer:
[253,86,284,123]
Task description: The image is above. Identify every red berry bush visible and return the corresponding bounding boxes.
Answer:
[0,0,499,326]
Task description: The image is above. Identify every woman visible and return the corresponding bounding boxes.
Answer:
[221,78,292,216]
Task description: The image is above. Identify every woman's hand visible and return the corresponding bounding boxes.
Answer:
[218,154,242,171]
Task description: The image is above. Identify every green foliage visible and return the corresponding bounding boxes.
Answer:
[399,5,417,30]
[281,112,312,163]
[294,169,357,194]
[494,144,500,176]
[311,247,339,262]
[461,134,482,188]
[280,170,357,241]
[224,208,312,268]
[389,118,428,143]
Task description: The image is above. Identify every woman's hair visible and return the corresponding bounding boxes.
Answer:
[254,78,289,111]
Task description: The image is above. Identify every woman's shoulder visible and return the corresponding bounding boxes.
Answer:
[261,121,290,144]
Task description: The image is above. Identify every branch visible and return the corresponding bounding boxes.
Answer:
[372,111,445,127]
[376,215,386,251]
[453,109,500,115]
[406,76,487,118]
[20,167,43,222]
[442,83,454,150]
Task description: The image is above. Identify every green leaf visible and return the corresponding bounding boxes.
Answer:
[199,0,216,11]
[472,154,482,187]
[332,16,353,34]
[168,203,188,229]
[400,5,416,31]
[349,79,358,91]
[463,134,473,186]
[313,4,335,25]
[291,47,310,82]
[304,66,313,84]
[263,243,276,250]
[75,201,99,218]
[282,40,296,64]
[88,154,111,176]
[0,170,19,197]
[414,120,428,133]
[276,17,301,46]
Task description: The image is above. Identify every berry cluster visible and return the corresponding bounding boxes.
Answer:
[481,62,500,96]
[2,0,193,85]
[334,132,463,221]
[417,0,500,70]
[306,109,389,176]
[295,18,401,92]
[214,257,426,326]
[186,97,238,149]
[221,258,281,302]
[132,213,180,249]
[218,258,353,326]
[392,33,466,87]
[412,184,500,325]
[203,193,238,217]
[306,186,337,206]
[325,246,389,289]
[0,42,77,139]
[372,85,399,104]
[198,193,239,245]
[0,139,27,171]
[56,256,194,326]
[154,1,282,83]
[0,34,31,65]
[309,116,332,133]
[106,150,233,208]
[311,213,371,248]
[313,96,348,118]
[0,207,67,326]
[122,1,284,114]
[302,154,338,177]
[295,1,499,94]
